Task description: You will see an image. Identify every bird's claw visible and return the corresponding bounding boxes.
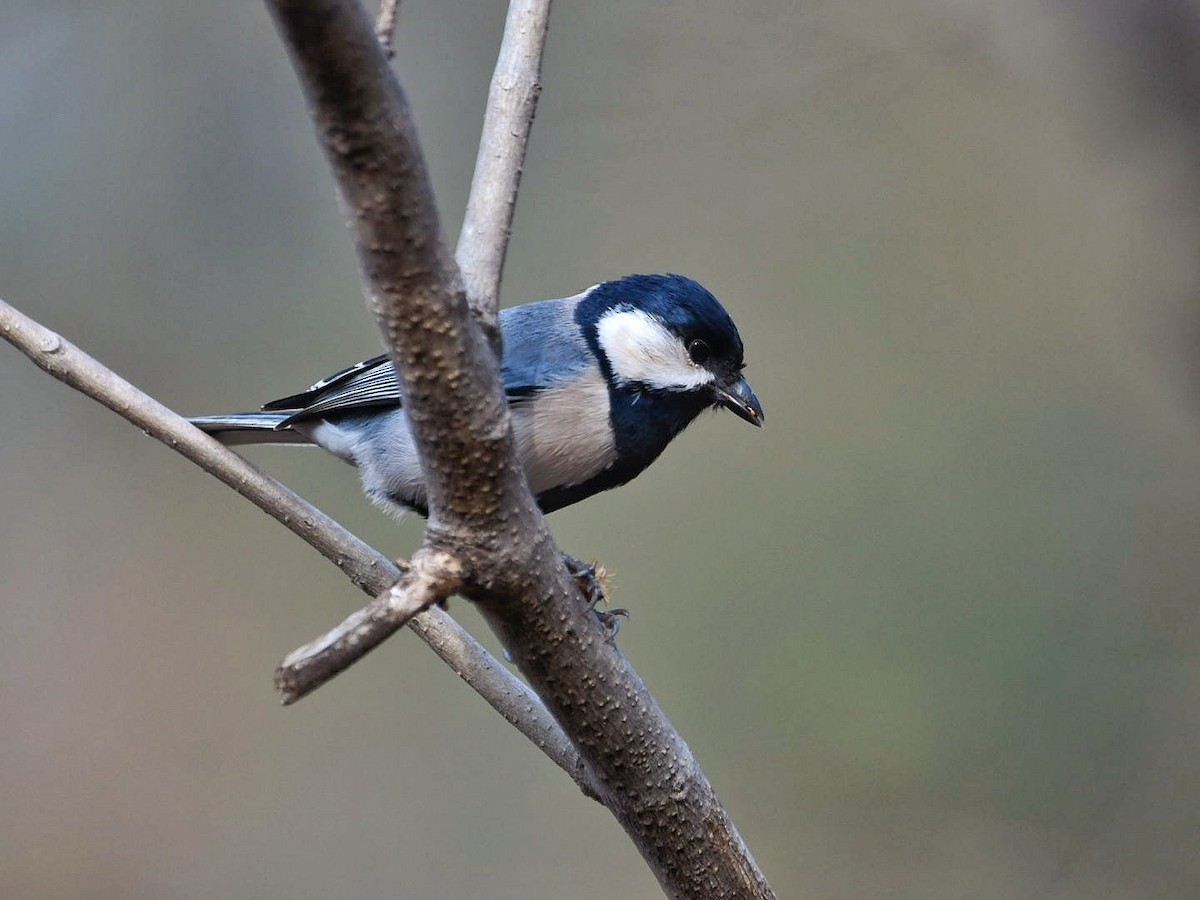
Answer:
[562,553,626,639]
[594,606,629,640]
[562,553,607,607]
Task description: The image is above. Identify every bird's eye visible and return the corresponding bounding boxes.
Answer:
[687,339,711,365]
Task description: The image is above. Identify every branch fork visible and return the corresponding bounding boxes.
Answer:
[276,546,465,704]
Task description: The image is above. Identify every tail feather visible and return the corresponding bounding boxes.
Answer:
[189,413,313,447]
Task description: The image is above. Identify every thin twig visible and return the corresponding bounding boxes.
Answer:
[455,0,553,342]
[277,546,464,704]
[375,0,400,58]
[0,295,598,800]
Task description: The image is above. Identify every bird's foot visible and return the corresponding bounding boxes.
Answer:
[562,553,607,606]
[562,553,628,640]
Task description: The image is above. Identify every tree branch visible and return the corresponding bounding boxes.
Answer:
[455,0,552,340]
[276,546,463,703]
[263,1,775,895]
[0,295,597,800]
[274,0,552,691]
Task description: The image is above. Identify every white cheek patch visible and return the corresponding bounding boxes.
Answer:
[595,308,715,391]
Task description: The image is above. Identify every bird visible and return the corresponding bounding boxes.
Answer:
[190,274,763,519]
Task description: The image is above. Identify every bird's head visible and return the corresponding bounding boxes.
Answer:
[583,274,764,427]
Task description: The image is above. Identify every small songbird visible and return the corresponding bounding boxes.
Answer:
[191,274,763,518]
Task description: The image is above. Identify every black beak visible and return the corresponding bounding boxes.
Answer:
[711,375,764,427]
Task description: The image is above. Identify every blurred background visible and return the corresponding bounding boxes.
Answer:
[3,1,1200,897]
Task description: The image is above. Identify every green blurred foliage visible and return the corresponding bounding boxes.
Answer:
[3,1,1199,897]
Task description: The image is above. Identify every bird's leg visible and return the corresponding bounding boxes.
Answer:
[561,553,628,639]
